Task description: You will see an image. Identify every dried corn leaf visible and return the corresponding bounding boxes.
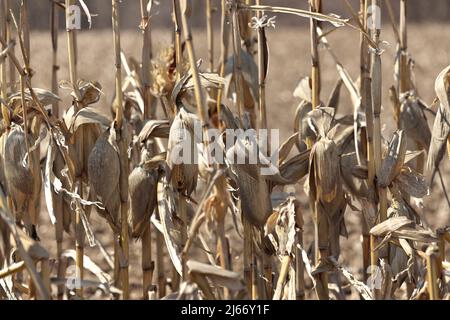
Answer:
[329,257,373,300]
[370,216,413,236]
[62,249,113,286]
[294,100,313,149]
[370,216,437,243]
[326,79,343,110]
[399,94,431,150]
[225,49,259,102]
[157,169,183,276]
[278,133,299,164]
[307,107,335,139]
[8,88,60,107]
[379,130,407,188]
[394,167,429,198]
[273,197,298,256]
[0,192,50,299]
[44,141,57,225]
[428,65,450,169]
[293,77,312,102]
[187,260,244,291]
[138,119,170,144]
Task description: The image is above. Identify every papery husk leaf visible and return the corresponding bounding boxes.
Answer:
[71,107,111,133]
[88,128,121,231]
[428,65,450,169]
[225,49,259,102]
[9,88,60,107]
[394,167,429,198]
[4,126,41,228]
[187,260,244,291]
[310,137,339,202]
[138,119,170,144]
[325,79,343,110]
[129,166,158,238]
[157,169,183,276]
[278,133,299,164]
[378,130,407,188]
[307,107,335,139]
[293,77,312,102]
[294,100,313,149]
[399,94,431,150]
[167,109,199,195]
[370,216,437,243]
[62,249,113,286]
[228,139,272,227]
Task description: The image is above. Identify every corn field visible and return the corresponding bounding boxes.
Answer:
[0,0,450,301]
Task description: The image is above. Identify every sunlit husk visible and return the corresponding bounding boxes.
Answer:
[129,165,157,238]
[88,129,121,230]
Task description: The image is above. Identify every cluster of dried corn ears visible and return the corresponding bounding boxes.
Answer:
[0,0,450,301]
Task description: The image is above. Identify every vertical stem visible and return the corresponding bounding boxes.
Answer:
[217,221,230,299]
[273,255,291,300]
[310,0,321,110]
[156,228,166,298]
[370,0,387,223]
[74,183,84,298]
[243,219,252,297]
[20,0,30,66]
[179,196,188,280]
[256,0,267,130]
[314,201,329,300]
[140,0,153,119]
[7,0,15,93]
[263,253,273,299]
[142,224,154,299]
[112,0,129,299]
[216,0,229,120]
[399,0,409,94]
[360,0,372,282]
[179,0,208,124]
[425,245,440,300]
[295,213,305,300]
[251,251,258,300]
[65,0,84,298]
[51,1,59,118]
[112,0,123,126]
[0,0,9,126]
[206,0,214,72]
[230,1,244,119]
[370,1,389,297]
[173,0,182,81]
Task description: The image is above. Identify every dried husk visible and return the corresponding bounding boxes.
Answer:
[394,167,429,198]
[309,129,347,258]
[370,216,437,243]
[294,100,313,149]
[399,94,431,150]
[228,137,272,227]
[88,129,121,231]
[167,109,199,196]
[4,126,41,234]
[129,165,157,238]
[187,260,244,292]
[157,167,184,276]
[378,130,407,188]
[310,138,340,203]
[428,65,450,169]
